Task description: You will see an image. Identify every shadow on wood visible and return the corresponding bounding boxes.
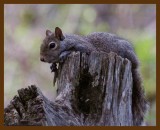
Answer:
[4,52,134,126]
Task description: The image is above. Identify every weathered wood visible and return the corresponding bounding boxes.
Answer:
[4,52,133,126]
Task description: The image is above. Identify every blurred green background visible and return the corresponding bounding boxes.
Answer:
[4,4,156,125]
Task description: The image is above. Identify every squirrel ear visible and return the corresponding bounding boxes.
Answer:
[46,30,52,36]
[55,27,65,41]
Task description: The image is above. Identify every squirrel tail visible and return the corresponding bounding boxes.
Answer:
[132,68,149,126]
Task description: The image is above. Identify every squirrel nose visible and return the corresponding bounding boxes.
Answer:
[40,57,45,62]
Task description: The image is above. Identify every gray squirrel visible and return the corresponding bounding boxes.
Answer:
[40,27,148,126]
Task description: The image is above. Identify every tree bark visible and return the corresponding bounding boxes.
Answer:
[4,52,133,126]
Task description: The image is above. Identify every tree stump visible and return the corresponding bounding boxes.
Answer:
[4,52,133,126]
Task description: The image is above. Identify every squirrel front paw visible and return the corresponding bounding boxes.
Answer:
[50,63,58,73]
[59,51,71,63]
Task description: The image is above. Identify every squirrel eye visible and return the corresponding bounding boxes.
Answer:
[49,42,56,49]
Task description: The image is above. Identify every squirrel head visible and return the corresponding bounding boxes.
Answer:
[40,27,65,63]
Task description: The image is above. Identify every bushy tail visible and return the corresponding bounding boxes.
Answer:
[132,69,148,126]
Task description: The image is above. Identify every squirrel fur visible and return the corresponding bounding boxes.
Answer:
[40,27,148,126]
